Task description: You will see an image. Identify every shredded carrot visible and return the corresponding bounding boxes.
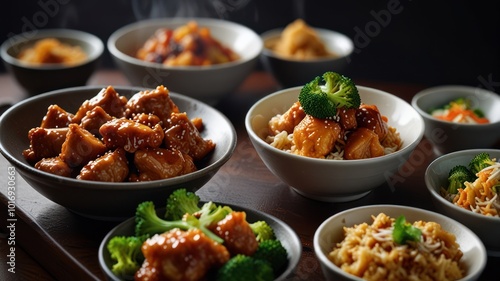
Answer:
[433,102,489,124]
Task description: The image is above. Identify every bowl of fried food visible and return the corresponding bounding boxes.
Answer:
[245,71,424,202]
[314,205,487,281]
[260,19,353,88]
[411,85,500,155]
[425,148,500,256]
[98,189,301,280]
[0,85,236,220]
[107,18,262,104]
[1,29,103,96]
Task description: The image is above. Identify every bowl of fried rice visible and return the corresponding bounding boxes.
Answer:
[245,85,424,202]
[314,205,487,281]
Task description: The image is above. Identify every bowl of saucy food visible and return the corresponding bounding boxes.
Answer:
[1,29,103,95]
[99,190,301,280]
[425,149,500,256]
[245,72,424,202]
[108,18,262,104]
[0,85,236,220]
[260,19,353,88]
[314,205,487,281]
[411,85,500,155]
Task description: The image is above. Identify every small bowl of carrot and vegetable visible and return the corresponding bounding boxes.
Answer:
[412,85,500,155]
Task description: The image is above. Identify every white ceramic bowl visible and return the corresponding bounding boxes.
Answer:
[0,86,236,220]
[425,148,500,256]
[107,17,262,104]
[260,27,353,88]
[314,205,487,281]
[1,29,103,95]
[412,85,500,155]
[245,86,424,202]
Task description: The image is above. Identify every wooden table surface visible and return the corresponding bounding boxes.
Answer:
[0,70,498,281]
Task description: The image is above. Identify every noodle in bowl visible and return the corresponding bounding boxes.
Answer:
[314,205,486,281]
[425,149,500,256]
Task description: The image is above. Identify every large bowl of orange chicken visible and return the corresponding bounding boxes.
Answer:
[245,80,424,202]
[0,85,236,219]
[107,18,262,104]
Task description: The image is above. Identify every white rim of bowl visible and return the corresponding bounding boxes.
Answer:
[0,29,104,70]
[107,17,263,71]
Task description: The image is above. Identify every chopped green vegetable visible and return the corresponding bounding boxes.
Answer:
[107,235,147,278]
[134,201,224,244]
[216,254,274,281]
[252,239,288,274]
[392,215,421,245]
[447,165,476,194]
[298,71,360,119]
[249,220,276,242]
[468,152,496,175]
[164,188,201,220]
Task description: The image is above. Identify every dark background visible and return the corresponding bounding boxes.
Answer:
[2,0,499,90]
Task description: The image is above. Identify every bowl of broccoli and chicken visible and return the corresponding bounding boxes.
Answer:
[98,189,302,280]
[245,72,424,202]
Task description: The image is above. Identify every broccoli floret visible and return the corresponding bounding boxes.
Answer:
[249,221,276,242]
[165,188,201,220]
[447,165,476,194]
[135,201,226,244]
[197,201,232,227]
[216,254,274,281]
[107,235,146,278]
[298,71,360,119]
[253,239,288,275]
[469,152,496,175]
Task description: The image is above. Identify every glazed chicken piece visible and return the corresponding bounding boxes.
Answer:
[268,101,306,135]
[77,148,129,182]
[125,85,179,126]
[164,112,215,161]
[135,228,230,281]
[337,107,357,131]
[60,124,108,168]
[344,127,385,160]
[292,114,341,158]
[40,104,74,128]
[210,211,259,256]
[79,106,113,137]
[23,127,69,164]
[133,147,196,181]
[72,86,128,123]
[355,105,388,140]
[99,118,164,153]
[132,113,162,128]
[34,156,73,177]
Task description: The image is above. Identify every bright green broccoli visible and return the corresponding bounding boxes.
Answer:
[249,221,276,242]
[164,188,201,220]
[134,201,224,244]
[392,215,421,245]
[469,152,496,175]
[253,239,288,274]
[216,254,274,281]
[107,235,147,278]
[447,165,476,194]
[298,71,360,119]
[197,201,232,227]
